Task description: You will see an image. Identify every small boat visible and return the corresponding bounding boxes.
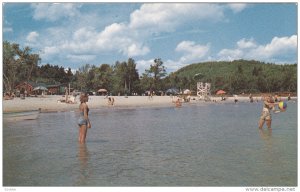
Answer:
[3,109,41,122]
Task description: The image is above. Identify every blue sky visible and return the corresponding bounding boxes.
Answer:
[3,3,297,74]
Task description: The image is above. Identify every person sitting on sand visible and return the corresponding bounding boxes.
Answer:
[67,95,76,104]
[4,92,13,100]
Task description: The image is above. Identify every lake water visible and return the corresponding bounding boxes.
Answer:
[3,100,297,186]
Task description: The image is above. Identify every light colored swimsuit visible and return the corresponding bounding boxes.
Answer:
[260,101,272,120]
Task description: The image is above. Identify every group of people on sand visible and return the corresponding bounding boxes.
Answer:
[4,92,15,100]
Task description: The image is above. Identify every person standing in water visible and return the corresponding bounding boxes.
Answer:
[258,95,278,129]
[78,93,91,143]
[173,97,182,107]
[249,93,254,103]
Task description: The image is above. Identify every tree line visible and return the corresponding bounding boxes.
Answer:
[3,41,168,95]
[3,41,297,95]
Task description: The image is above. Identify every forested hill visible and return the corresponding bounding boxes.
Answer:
[171,60,297,94]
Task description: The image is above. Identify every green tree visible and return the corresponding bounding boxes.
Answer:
[3,41,17,92]
[139,73,152,94]
[111,59,140,95]
[145,58,166,91]
[3,41,41,92]
[97,64,113,91]
[14,45,40,83]
[73,64,91,91]
[112,61,128,95]
[127,58,140,94]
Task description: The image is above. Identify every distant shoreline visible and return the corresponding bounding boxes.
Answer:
[2,95,297,113]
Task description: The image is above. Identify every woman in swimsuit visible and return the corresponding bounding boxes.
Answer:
[258,95,278,129]
[78,93,91,143]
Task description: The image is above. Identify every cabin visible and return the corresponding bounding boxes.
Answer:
[14,82,36,96]
[14,82,67,96]
[47,84,66,95]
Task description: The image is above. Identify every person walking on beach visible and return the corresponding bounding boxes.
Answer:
[78,93,91,144]
[108,96,115,106]
[258,95,278,129]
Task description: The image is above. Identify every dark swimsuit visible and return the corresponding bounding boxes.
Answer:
[77,107,89,126]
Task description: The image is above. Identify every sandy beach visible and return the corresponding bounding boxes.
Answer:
[2,95,295,112]
[2,95,178,112]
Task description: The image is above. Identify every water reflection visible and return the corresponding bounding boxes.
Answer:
[258,128,275,167]
[259,128,272,140]
[76,143,91,185]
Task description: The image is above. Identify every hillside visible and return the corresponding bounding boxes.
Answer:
[167,60,297,94]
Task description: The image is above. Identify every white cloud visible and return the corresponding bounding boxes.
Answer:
[227,3,248,13]
[66,54,96,63]
[136,59,154,74]
[137,58,186,74]
[136,41,211,73]
[164,59,186,72]
[3,27,13,33]
[31,3,80,21]
[176,41,210,63]
[29,3,250,70]
[254,35,297,57]
[127,44,150,57]
[237,38,257,49]
[40,46,60,61]
[218,35,297,63]
[218,49,243,61]
[96,23,129,50]
[67,3,229,59]
[129,3,224,32]
[26,31,39,42]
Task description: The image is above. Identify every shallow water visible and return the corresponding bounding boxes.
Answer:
[3,100,297,186]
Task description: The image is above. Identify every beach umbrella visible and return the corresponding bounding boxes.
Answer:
[97,88,107,93]
[216,90,226,95]
[166,88,179,95]
[33,86,48,91]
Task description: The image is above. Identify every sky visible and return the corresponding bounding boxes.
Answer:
[2,2,298,74]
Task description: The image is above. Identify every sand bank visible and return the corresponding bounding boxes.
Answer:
[2,95,295,113]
